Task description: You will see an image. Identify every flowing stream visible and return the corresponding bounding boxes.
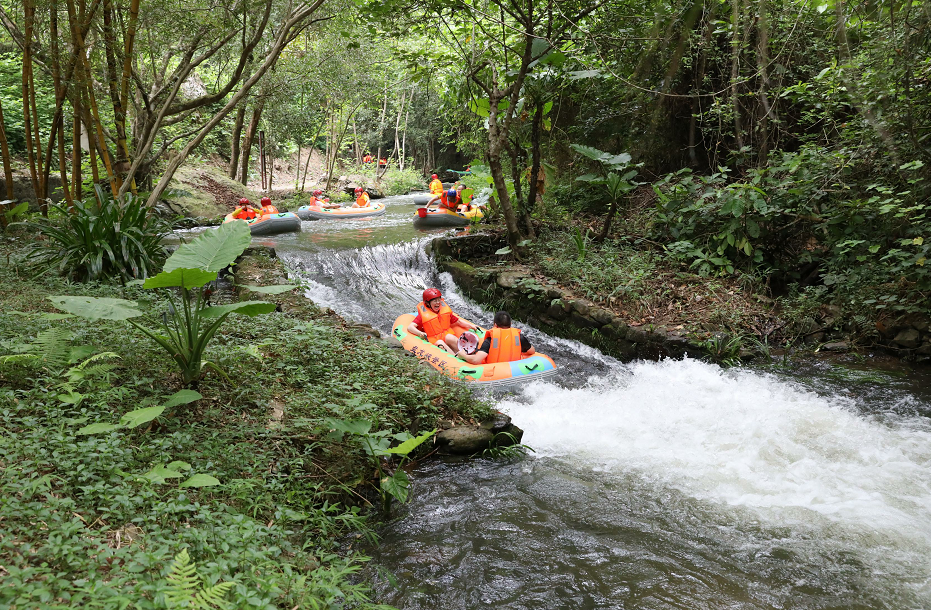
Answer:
[235,194,931,609]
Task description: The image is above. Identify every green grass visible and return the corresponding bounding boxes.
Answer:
[0,241,491,609]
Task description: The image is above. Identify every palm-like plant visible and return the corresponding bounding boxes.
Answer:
[25,185,171,282]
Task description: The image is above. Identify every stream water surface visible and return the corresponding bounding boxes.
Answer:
[206,194,931,609]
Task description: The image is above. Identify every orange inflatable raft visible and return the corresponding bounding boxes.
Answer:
[391,313,557,387]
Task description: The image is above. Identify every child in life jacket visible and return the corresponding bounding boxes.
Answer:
[231,197,261,220]
[407,288,478,353]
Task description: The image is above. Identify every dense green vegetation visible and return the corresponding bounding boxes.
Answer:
[1,0,929,605]
[0,242,491,608]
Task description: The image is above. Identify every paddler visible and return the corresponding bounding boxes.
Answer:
[231,197,261,220]
[407,288,478,353]
[259,196,278,215]
[456,311,534,364]
[352,186,370,208]
[429,173,443,196]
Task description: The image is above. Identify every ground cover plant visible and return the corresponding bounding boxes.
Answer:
[0,238,491,609]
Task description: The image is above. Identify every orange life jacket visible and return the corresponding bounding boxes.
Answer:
[429,179,443,195]
[484,327,522,364]
[417,299,453,344]
[356,193,370,207]
[440,191,458,210]
[234,207,256,220]
[261,205,278,214]
[363,155,372,163]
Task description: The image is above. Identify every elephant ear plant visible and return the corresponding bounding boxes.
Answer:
[48,221,278,387]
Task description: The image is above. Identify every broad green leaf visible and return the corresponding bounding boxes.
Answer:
[605,153,633,167]
[912,237,924,245]
[380,470,410,504]
[163,220,251,273]
[571,144,611,163]
[40,312,76,320]
[76,422,122,435]
[567,69,601,80]
[469,98,490,118]
[162,389,202,409]
[199,301,276,318]
[143,267,217,289]
[140,464,185,484]
[495,247,512,255]
[5,201,28,217]
[180,474,221,488]
[119,405,165,429]
[386,429,436,456]
[325,417,373,436]
[48,296,143,321]
[575,173,603,183]
[167,461,191,471]
[240,284,298,294]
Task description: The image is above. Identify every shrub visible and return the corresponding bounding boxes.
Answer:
[25,186,172,282]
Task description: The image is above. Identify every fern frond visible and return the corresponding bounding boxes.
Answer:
[0,354,41,366]
[31,327,74,368]
[163,549,232,609]
[80,363,118,377]
[194,582,233,609]
[165,549,200,607]
[74,351,120,369]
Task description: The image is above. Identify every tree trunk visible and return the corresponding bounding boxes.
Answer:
[352,118,360,164]
[400,87,414,172]
[374,82,389,179]
[756,0,772,165]
[486,86,523,253]
[0,100,12,227]
[229,104,246,179]
[598,197,621,242]
[300,108,327,192]
[525,102,544,238]
[72,89,82,202]
[729,0,747,151]
[239,98,265,185]
[259,130,266,190]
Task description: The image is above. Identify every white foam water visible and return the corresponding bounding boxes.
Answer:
[501,358,931,599]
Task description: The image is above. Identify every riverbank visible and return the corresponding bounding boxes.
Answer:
[431,230,931,364]
[0,234,493,608]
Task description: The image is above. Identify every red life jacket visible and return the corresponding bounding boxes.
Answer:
[261,205,278,215]
[417,299,453,344]
[484,327,522,363]
[356,193,370,207]
[234,207,256,220]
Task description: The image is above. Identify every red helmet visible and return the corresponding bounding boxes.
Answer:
[422,288,442,303]
[313,190,323,196]
[431,174,438,179]
[261,196,271,205]
[238,197,249,205]
[355,187,363,193]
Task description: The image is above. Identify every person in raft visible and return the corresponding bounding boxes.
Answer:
[407,288,478,353]
[259,196,278,215]
[456,311,534,364]
[231,197,262,220]
[429,173,443,196]
[352,186,371,208]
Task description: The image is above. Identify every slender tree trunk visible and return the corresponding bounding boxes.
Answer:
[525,102,544,224]
[239,98,265,185]
[295,145,301,190]
[300,109,327,192]
[400,87,413,172]
[229,104,246,179]
[374,82,389,179]
[56,118,73,208]
[729,0,746,150]
[72,89,82,202]
[487,86,523,252]
[352,118,360,164]
[259,130,266,190]
[756,1,772,165]
[21,0,44,212]
[598,197,621,242]
[0,101,12,227]
[325,101,364,191]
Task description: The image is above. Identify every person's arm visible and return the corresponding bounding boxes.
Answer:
[453,318,477,331]
[407,321,428,339]
[520,334,535,355]
[456,349,487,364]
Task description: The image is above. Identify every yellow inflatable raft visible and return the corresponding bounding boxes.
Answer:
[391,313,557,387]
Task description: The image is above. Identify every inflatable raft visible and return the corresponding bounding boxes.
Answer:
[222,212,301,236]
[413,205,484,227]
[296,202,386,220]
[391,313,557,387]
